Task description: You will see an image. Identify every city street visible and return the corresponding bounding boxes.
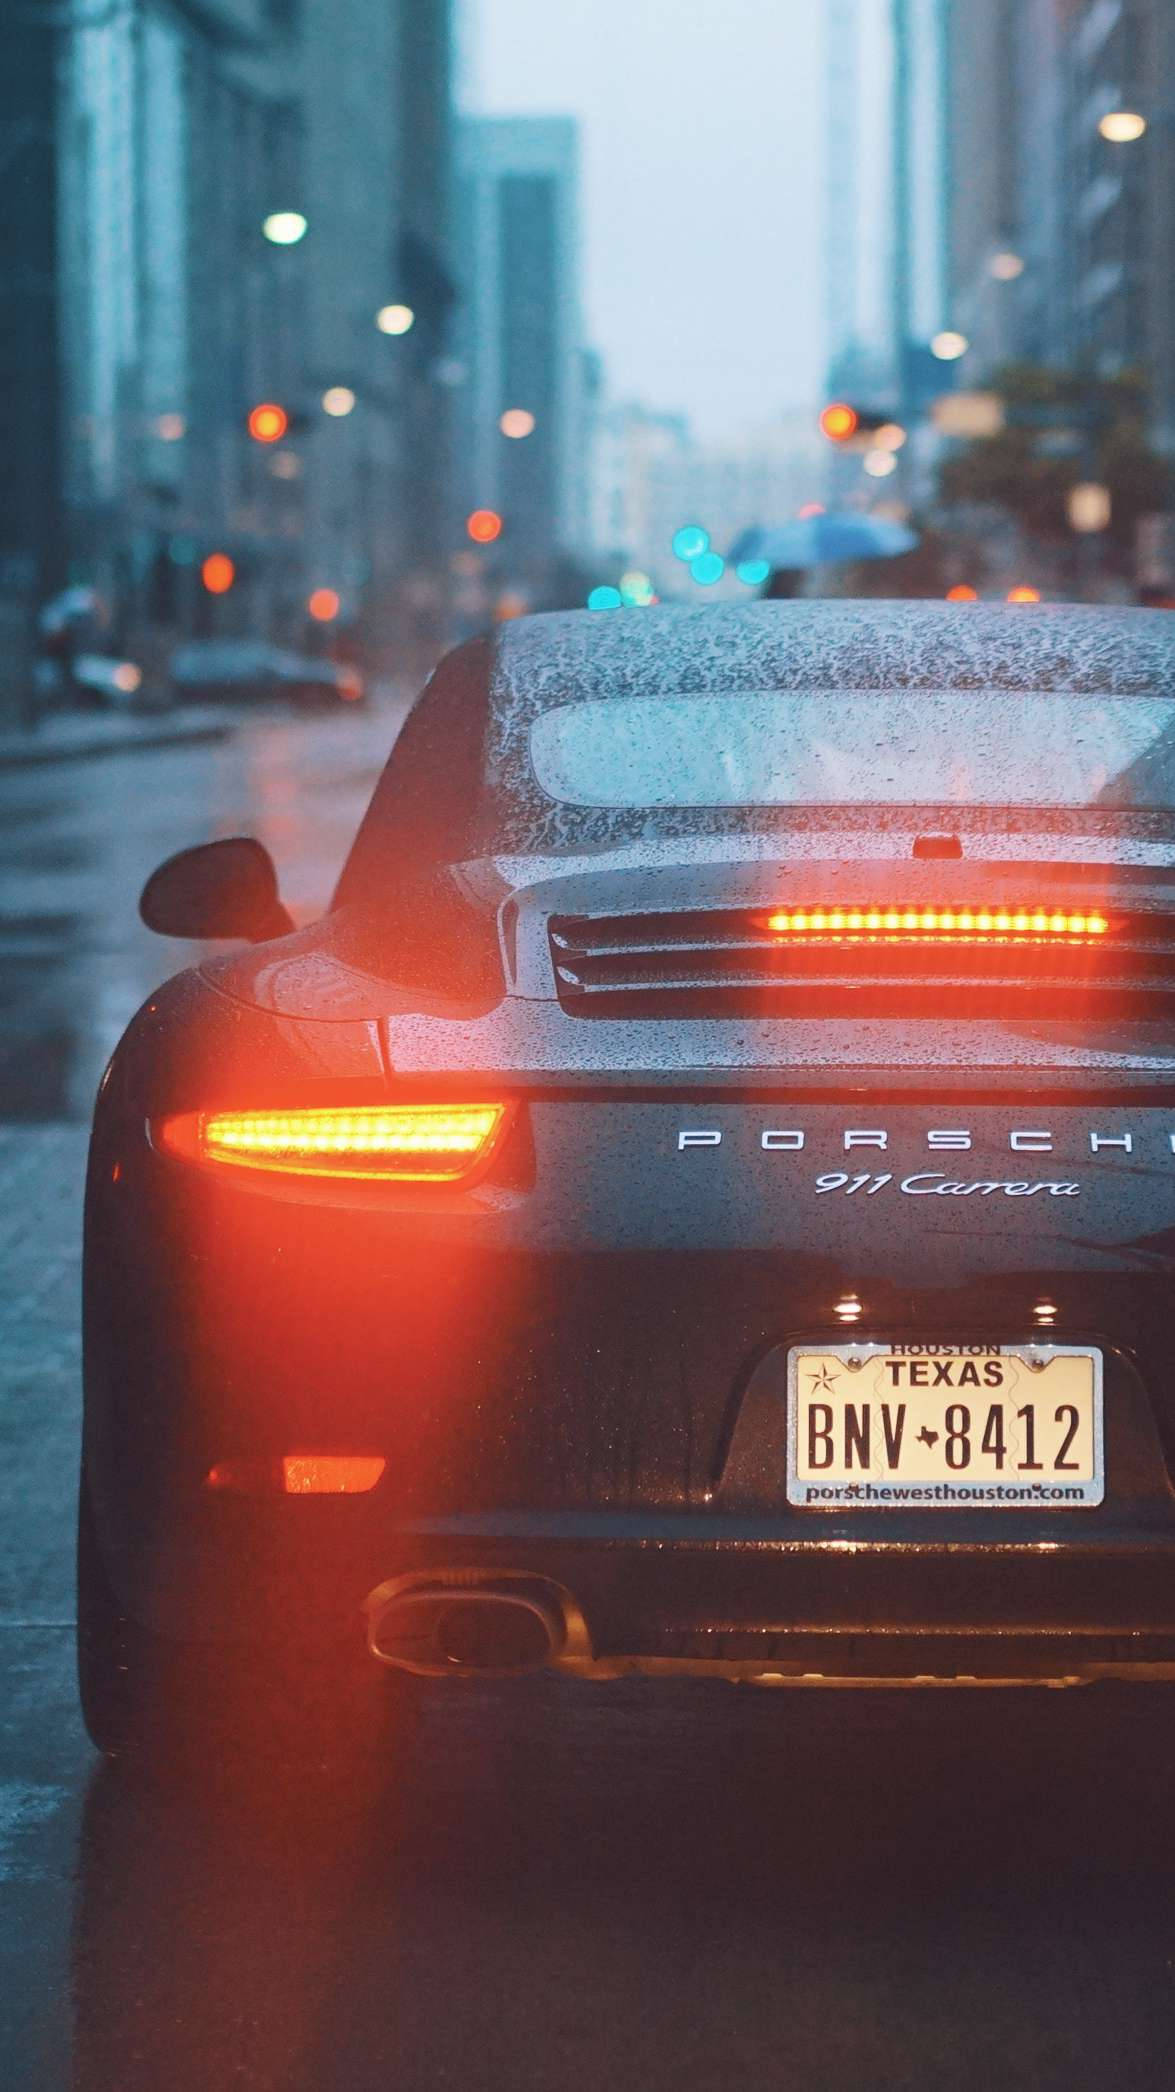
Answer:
[3,703,1175,2088]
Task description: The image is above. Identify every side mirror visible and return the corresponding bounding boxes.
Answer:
[139,837,295,942]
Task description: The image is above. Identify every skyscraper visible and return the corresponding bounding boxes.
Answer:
[454,116,587,581]
[12,0,456,680]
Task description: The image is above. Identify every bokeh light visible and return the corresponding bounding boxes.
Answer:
[931,330,969,361]
[736,559,771,586]
[819,402,859,442]
[946,584,979,602]
[247,401,288,443]
[466,508,503,544]
[307,587,341,622]
[201,552,235,594]
[375,303,415,335]
[587,585,622,611]
[1099,110,1147,143]
[690,552,725,586]
[619,568,655,605]
[672,525,709,562]
[499,407,536,439]
[262,211,307,245]
[322,386,356,417]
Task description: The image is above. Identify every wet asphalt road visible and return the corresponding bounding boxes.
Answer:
[4,705,1175,2088]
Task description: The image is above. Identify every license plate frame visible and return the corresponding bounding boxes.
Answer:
[786,1342,1104,1510]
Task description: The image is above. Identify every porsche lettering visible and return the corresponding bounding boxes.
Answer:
[675,1126,1166,1156]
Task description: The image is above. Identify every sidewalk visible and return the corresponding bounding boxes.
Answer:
[0,705,230,771]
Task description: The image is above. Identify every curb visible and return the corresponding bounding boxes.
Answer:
[0,716,230,772]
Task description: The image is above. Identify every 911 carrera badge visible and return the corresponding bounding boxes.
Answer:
[812,1172,1081,1198]
[675,1122,1175,1199]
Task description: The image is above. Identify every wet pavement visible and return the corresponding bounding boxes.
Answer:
[5,700,1175,2088]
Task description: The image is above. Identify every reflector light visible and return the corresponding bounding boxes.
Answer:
[160,1104,508,1180]
[282,1455,385,1494]
[763,907,1109,942]
[207,1455,386,1495]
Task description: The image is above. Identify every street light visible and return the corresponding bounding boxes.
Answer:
[262,211,307,245]
[1099,110,1148,142]
[931,330,970,361]
[1068,482,1112,534]
[375,303,415,335]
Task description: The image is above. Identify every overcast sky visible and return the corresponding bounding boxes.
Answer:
[467,0,826,444]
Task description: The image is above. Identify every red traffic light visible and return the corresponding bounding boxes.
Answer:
[201,552,235,594]
[247,402,289,443]
[466,508,503,544]
[819,402,860,444]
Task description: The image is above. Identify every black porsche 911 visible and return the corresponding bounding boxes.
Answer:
[80,598,1175,1758]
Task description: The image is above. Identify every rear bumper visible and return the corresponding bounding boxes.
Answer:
[94,1493,1175,1683]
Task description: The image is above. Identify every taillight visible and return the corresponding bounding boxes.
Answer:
[156,1103,509,1181]
[762,906,1108,943]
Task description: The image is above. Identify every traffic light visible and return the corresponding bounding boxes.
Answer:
[818,402,903,450]
[466,508,503,544]
[247,402,289,443]
[201,552,235,594]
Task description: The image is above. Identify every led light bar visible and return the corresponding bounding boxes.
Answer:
[763,907,1109,942]
[159,1103,508,1181]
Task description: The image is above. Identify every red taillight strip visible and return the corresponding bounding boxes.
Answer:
[763,907,1109,942]
[156,1103,510,1181]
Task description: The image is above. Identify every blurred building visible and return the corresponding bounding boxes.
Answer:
[941,0,1175,453]
[589,402,693,577]
[5,0,456,691]
[822,0,950,506]
[453,116,588,594]
[587,405,823,600]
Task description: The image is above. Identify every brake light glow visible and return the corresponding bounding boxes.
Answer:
[207,1455,386,1495]
[159,1103,508,1180]
[763,907,1108,942]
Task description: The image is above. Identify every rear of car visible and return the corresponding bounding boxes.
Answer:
[81,602,1175,1756]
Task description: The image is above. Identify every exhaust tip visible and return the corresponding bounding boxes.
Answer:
[365,1580,565,1678]
[434,1597,553,1672]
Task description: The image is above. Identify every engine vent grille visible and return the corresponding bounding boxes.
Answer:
[548,905,1175,1019]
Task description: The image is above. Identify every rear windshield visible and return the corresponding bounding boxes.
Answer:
[527,690,1175,812]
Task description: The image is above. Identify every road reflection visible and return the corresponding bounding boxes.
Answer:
[70,1680,1175,2089]
[0,701,401,1120]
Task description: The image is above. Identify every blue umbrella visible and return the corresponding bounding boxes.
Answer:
[729,514,919,569]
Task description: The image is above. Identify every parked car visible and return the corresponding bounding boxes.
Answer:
[169,639,365,709]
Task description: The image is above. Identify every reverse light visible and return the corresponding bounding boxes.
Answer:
[159,1103,509,1181]
[763,907,1109,943]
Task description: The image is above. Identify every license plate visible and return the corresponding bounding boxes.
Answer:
[787,1343,1103,1509]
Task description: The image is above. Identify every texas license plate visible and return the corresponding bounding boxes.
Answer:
[787,1343,1104,1509]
